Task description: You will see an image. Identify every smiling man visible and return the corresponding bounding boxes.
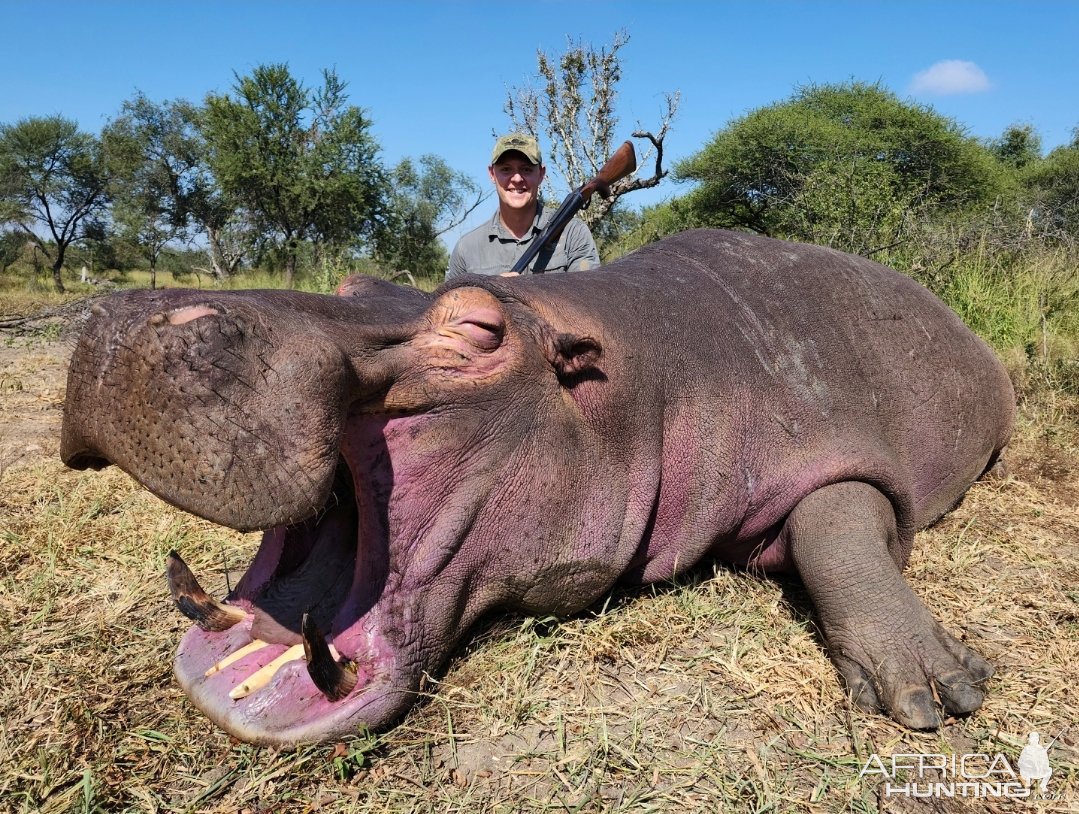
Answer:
[447,133,600,278]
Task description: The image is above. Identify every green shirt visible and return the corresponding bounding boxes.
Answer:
[446,204,600,279]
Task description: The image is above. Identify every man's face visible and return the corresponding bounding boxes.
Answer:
[489,151,545,213]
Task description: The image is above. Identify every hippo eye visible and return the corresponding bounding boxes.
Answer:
[445,306,505,351]
[453,317,503,351]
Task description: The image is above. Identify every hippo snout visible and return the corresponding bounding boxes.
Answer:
[61,289,355,532]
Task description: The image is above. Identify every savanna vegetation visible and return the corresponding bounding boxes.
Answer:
[2,53,1076,394]
[2,34,1078,814]
[609,81,1079,406]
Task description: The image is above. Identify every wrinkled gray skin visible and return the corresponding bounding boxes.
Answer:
[61,229,1015,746]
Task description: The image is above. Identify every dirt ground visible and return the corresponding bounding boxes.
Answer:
[0,338,70,475]
[2,328,1077,813]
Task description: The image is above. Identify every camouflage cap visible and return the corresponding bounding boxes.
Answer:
[491,133,542,166]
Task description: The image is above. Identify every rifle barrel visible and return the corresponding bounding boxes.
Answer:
[509,191,583,274]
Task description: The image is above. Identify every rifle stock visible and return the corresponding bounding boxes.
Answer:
[509,140,637,274]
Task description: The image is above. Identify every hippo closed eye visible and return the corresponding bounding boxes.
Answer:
[61,229,1014,745]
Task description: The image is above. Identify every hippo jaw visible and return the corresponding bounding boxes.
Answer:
[61,284,603,746]
[168,419,435,746]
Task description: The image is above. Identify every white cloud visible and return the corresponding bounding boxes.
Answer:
[909,60,992,95]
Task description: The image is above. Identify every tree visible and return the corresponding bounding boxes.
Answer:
[599,198,706,260]
[109,94,254,280]
[105,94,204,289]
[377,155,486,281]
[505,31,679,227]
[0,228,26,274]
[0,116,110,292]
[989,123,1042,170]
[1025,132,1079,241]
[673,81,1005,258]
[201,64,387,286]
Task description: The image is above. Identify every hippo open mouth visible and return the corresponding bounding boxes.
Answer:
[67,398,440,744]
[59,282,510,745]
[164,441,408,745]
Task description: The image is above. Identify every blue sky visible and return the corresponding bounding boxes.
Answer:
[2,1,1077,243]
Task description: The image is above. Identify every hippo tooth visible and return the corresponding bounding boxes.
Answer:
[228,644,305,700]
[166,550,248,632]
[302,613,358,702]
[204,639,269,676]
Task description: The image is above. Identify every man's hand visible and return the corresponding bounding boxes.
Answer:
[499,271,520,277]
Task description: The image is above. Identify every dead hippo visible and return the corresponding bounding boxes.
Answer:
[60,229,1014,746]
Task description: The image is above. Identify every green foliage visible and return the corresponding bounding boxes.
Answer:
[1024,133,1079,240]
[104,94,206,288]
[376,155,485,283]
[600,198,705,260]
[674,81,1005,256]
[0,228,26,273]
[933,243,1078,353]
[0,115,110,291]
[201,64,387,286]
[988,123,1042,169]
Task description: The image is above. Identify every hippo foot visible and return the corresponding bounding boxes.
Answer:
[785,481,993,729]
[827,616,993,729]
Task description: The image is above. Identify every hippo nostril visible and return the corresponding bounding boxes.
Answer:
[167,305,220,326]
[62,450,112,471]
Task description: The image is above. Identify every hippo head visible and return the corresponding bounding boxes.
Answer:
[61,276,618,746]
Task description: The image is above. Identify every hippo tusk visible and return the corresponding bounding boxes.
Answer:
[228,644,305,700]
[302,613,358,702]
[204,639,270,676]
[166,550,248,632]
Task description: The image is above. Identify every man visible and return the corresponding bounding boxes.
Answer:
[447,133,599,279]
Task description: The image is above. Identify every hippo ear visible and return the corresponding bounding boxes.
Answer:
[548,332,602,380]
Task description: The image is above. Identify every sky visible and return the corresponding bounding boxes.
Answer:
[2,0,1077,245]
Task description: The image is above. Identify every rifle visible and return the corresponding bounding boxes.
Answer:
[510,140,637,274]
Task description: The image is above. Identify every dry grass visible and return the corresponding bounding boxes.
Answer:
[1,337,1077,813]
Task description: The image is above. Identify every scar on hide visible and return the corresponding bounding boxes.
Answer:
[166,305,220,326]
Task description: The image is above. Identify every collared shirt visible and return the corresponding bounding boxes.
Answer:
[446,203,600,279]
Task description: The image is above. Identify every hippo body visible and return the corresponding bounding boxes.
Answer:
[61,229,1014,745]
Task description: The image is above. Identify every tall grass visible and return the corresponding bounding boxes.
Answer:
[936,249,1079,359]
[0,254,444,313]
[904,241,1079,411]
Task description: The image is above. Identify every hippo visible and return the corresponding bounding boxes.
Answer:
[60,229,1014,746]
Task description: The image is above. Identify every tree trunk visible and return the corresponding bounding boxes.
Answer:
[207,227,244,278]
[149,261,157,291]
[51,249,66,294]
[285,251,297,288]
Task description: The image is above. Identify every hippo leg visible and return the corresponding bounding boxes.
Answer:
[785,482,993,729]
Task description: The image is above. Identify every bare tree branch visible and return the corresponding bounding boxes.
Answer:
[505,31,679,229]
